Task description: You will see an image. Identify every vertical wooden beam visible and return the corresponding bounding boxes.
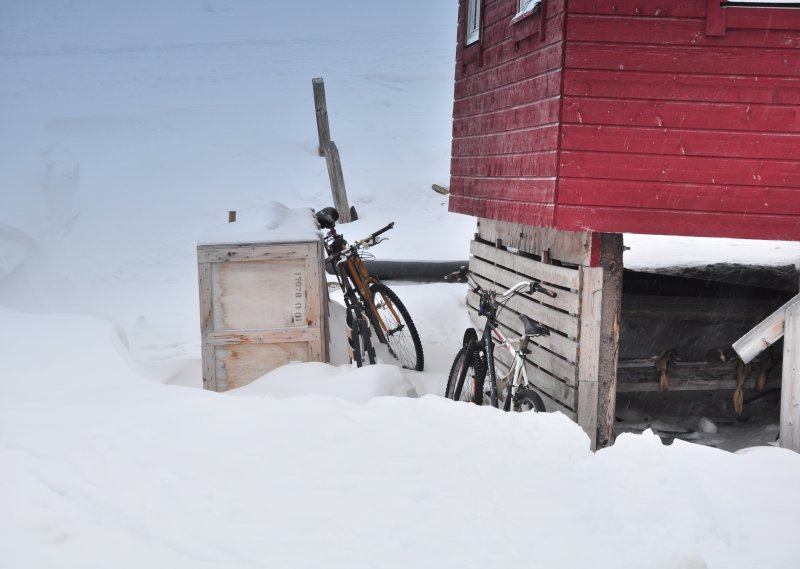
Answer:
[706,0,727,37]
[781,298,800,452]
[198,261,217,391]
[323,141,352,223]
[312,78,331,156]
[596,233,624,448]
[577,233,622,449]
[578,266,603,449]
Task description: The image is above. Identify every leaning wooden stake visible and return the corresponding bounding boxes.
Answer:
[323,141,352,223]
[780,299,800,452]
[312,78,331,157]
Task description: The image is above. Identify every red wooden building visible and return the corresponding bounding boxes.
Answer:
[450,0,800,241]
[449,0,800,448]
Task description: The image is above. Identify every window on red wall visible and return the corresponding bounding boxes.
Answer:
[466,0,481,45]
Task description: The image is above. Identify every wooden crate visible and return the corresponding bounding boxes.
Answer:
[197,210,329,392]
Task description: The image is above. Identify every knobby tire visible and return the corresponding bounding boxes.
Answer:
[446,346,486,404]
[364,282,424,371]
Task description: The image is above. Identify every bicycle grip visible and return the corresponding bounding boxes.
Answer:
[370,222,395,241]
[444,266,468,283]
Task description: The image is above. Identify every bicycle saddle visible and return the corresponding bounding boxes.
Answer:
[315,207,339,229]
[519,314,549,337]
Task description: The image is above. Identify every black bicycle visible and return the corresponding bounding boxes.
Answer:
[317,207,424,370]
[444,266,556,412]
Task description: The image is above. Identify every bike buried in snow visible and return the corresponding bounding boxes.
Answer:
[316,207,424,371]
[444,266,556,412]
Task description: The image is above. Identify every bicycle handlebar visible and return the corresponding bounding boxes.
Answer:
[444,268,557,300]
[323,222,395,266]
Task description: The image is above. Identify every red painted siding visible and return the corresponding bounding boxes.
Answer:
[450,0,566,225]
[448,0,800,241]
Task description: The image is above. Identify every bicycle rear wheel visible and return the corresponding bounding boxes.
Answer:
[445,347,486,404]
[514,388,545,412]
[365,283,424,371]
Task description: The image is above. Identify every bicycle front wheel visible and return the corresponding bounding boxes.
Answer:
[445,347,486,404]
[366,283,424,371]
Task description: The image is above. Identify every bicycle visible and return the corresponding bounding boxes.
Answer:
[443,266,556,412]
[316,207,424,371]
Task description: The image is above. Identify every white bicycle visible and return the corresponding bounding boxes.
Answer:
[444,266,556,412]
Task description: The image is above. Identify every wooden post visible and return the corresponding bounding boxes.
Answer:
[323,141,352,223]
[596,233,623,448]
[577,233,623,450]
[312,78,331,157]
[781,299,800,452]
[577,267,603,449]
[228,210,236,223]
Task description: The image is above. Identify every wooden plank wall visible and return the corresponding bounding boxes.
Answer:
[468,219,623,448]
[467,223,583,421]
[557,0,800,240]
[450,0,566,227]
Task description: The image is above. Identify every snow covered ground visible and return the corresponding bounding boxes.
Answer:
[2,1,800,567]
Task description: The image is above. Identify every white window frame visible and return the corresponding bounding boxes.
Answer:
[516,0,541,18]
[466,0,481,45]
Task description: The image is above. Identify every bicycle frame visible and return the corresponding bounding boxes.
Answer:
[325,228,403,340]
[472,315,531,410]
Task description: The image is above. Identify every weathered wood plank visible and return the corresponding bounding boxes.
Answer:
[212,259,309,331]
[323,141,352,224]
[577,266,603,448]
[596,234,623,448]
[198,242,318,264]
[312,78,331,156]
[205,328,321,346]
[780,299,800,452]
[214,343,311,391]
[470,256,581,314]
[476,218,593,267]
[617,358,782,392]
[470,239,580,288]
[733,294,799,363]
[198,261,216,391]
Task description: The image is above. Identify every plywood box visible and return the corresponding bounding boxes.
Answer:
[198,207,329,391]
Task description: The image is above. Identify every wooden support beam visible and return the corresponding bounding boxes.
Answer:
[322,141,352,223]
[312,78,331,157]
[733,294,799,364]
[577,266,602,449]
[594,233,623,449]
[780,299,800,452]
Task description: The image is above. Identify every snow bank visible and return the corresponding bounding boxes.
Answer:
[2,310,800,569]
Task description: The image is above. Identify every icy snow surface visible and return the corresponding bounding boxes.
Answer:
[2,1,800,568]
